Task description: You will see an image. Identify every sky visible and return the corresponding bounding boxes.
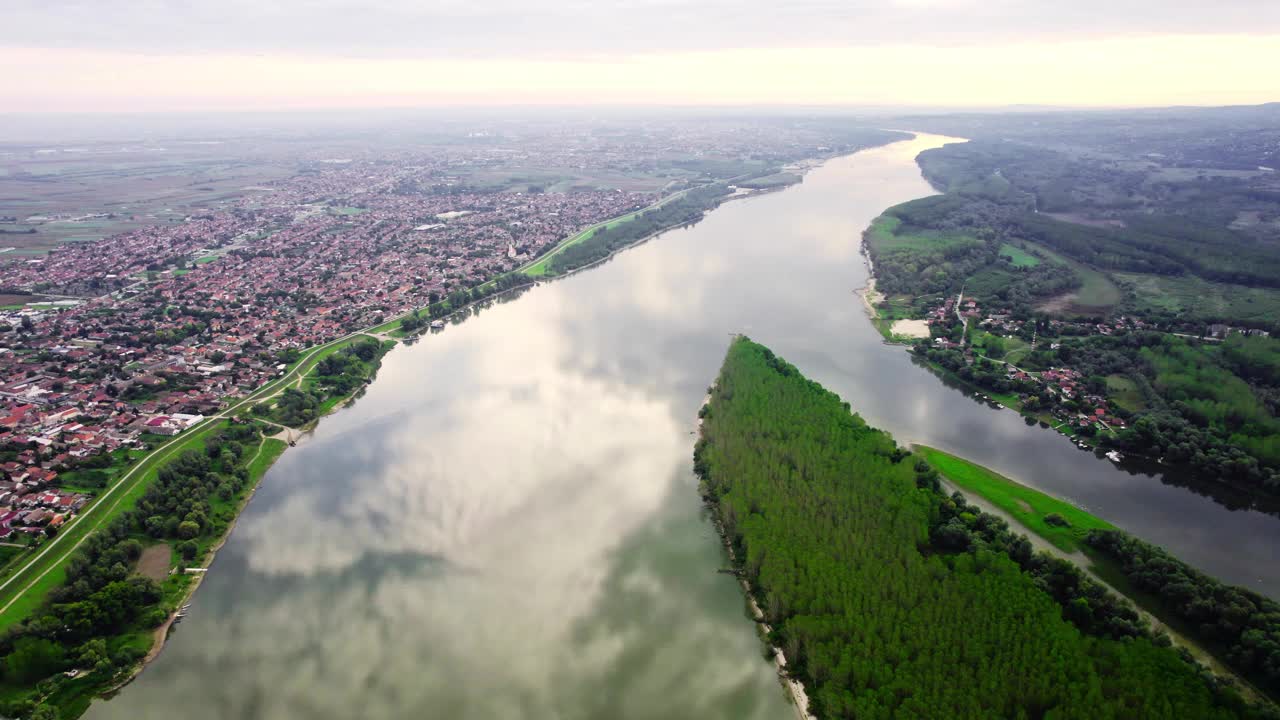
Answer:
[5,0,1280,111]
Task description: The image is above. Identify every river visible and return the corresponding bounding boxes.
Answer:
[87,133,1280,720]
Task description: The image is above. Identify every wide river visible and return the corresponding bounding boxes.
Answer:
[89,134,1280,720]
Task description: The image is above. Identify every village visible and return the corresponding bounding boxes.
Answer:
[914,293,1146,438]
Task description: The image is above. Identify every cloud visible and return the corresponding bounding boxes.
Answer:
[7,0,1280,56]
[231,286,687,580]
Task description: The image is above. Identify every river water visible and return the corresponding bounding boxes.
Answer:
[88,133,1280,720]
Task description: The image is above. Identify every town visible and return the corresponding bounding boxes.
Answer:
[0,165,650,540]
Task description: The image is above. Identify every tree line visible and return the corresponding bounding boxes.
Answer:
[1086,528,1280,700]
[544,183,731,275]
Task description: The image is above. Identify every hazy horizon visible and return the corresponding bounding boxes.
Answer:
[7,0,1280,112]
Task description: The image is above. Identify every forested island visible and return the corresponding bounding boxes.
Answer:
[862,109,1280,502]
[696,337,1275,718]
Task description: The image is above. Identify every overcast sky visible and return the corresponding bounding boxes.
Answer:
[5,0,1280,111]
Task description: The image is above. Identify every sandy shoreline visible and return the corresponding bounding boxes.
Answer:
[858,277,884,317]
[889,318,930,338]
[698,393,817,720]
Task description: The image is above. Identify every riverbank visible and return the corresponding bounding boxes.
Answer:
[857,281,1108,448]
[137,434,289,669]
[0,342,383,716]
[111,343,400,693]
[79,130,1280,720]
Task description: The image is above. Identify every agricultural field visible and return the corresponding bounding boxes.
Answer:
[0,142,293,253]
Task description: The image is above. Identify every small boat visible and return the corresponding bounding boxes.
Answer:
[1105,450,1123,462]
[430,319,445,330]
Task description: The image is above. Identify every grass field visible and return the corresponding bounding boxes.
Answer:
[1106,374,1147,413]
[1114,272,1280,323]
[914,446,1116,552]
[870,294,921,339]
[1027,241,1122,314]
[865,214,981,254]
[999,242,1041,267]
[965,266,1017,297]
[735,172,801,189]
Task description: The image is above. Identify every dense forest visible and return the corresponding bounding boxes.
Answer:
[866,135,1280,330]
[1086,529,1280,699]
[0,423,275,719]
[695,337,1269,719]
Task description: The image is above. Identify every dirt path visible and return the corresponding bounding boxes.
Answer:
[134,544,170,583]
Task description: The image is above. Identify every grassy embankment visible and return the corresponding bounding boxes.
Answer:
[0,447,149,583]
[366,193,688,339]
[912,446,1114,553]
[520,187,697,278]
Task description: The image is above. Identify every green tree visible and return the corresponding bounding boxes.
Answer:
[5,638,65,683]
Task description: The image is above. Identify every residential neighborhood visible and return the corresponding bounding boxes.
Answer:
[0,154,656,541]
